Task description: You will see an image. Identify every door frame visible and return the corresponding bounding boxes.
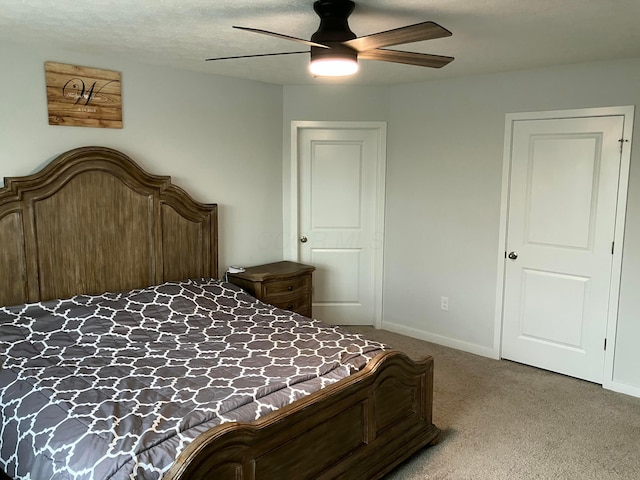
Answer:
[289,121,387,328]
[493,106,634,393]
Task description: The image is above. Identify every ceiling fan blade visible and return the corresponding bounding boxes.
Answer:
[344,21,452,52]
[206,51,308,61]
[357,49,454,68]
[233,26,330,49]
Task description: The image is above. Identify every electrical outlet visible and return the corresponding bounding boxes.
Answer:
[440,296,449,311]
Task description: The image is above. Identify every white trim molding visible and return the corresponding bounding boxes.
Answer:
[383,321,497,359]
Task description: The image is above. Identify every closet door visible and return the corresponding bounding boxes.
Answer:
[501,112,626,383]
[293,122,386,326]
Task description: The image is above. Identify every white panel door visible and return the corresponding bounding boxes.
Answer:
[296,124,385,325]
[502,115,624,383]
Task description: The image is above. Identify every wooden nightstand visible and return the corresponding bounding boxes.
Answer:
[227,261,315,317]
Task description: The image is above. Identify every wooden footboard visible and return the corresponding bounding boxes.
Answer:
[164,350,438,480]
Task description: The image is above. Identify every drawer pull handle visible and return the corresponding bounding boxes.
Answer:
[287,286,293,291]
[287,304,294,310]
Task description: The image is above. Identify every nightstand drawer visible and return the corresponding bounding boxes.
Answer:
[271,294,312,317]
[261,275,311,302]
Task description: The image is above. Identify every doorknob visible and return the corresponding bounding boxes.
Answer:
[300,236,308,243]
[508,251,518,260]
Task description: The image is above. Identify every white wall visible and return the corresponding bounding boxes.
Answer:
[384,59,640,389]
[283,57,640,392]
[0,41,284,271]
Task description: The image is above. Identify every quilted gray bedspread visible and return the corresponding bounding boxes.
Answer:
[0,279,385,480]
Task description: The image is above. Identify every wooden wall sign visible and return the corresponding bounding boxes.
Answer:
[45,62,122,128]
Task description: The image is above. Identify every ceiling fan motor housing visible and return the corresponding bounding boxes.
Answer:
[311,0,357,43]
[310,0,358,65]
[310,43,357,64]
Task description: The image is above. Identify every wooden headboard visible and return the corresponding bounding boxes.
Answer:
[0,146,218,307]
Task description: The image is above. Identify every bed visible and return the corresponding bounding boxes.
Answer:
[0,146,439,479]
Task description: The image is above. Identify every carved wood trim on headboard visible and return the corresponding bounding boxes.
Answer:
[0,146,218,307]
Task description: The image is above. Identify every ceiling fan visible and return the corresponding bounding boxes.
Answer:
[206,0,454,77]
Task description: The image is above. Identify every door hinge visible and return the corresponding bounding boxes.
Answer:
[619,138,629,153]
[604,338,607,351]
[611,241,615,254]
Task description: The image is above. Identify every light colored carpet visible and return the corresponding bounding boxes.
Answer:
[344,326,640,480]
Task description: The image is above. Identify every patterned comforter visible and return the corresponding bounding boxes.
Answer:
[0,279,385,480]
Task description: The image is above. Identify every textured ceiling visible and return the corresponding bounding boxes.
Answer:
[2,0,639,86]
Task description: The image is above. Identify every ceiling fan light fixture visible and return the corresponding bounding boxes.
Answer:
[309,57,359,76]
[309,43,359,77]
[211,1,455,76]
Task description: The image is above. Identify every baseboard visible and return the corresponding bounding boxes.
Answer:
[380,322,640,399]
[381,321,497,359]
[603,379,640,398]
